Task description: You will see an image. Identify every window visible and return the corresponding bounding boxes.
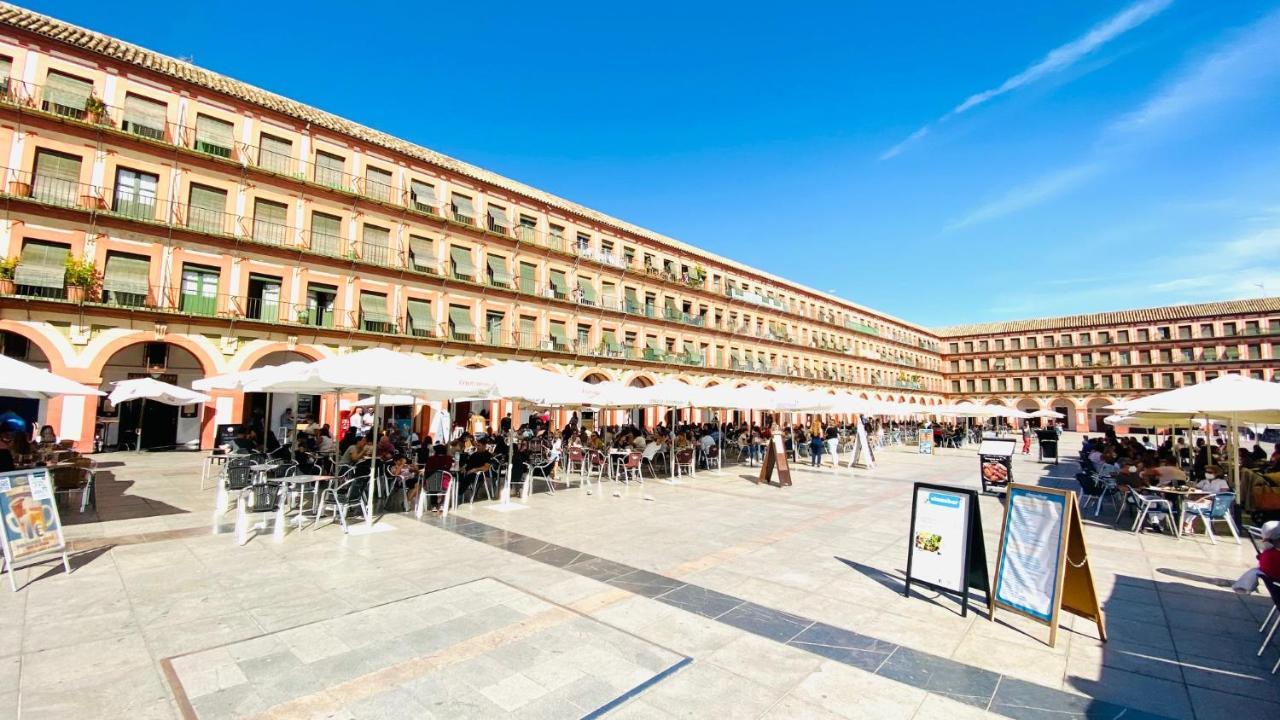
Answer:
[309,212,342,255]
[1141,374,1153,389]
[995,339,1005,350]
[549,225,566,251]
[1178,325,1192,340]
[0,56,11,95]
[451,193,475,224]
[1157,326,1171,340]
[948,342,959,353]
[449,246,476,281]
[1199,323,1214,338]
[193,114,234,158]
[549,321,569,351]
[519,316,537,348]
[252,198,289,245]
[486,312,505,345]
[448,305,475,341]
[1159,349,1172,363]
[486,255,512,287]
[1246,321,1261,335]
[1010,338,1020,350]
[101,252,150,307]
[1138,328,1150,342]
[405,298,433,337]
[187,184,228,234]
[410,180,438,213]
[43,70,92,119]
[122,93,167,140]
[576,324,591,350]
[179,264,219,316]
[1080,333,1092,345]
[517,215,537,242]
[951,380,961,392]
[112,167,158,220]
[519,262,537,294]
[979,340,989,352]
[361,224,391,265]
[305,283,337,328]
[364,166,393,202]
[1180,348,1194,362]
[1118,351,1130,365]
[549,270,568,299]
[1013,378,1023,391]
[1117,330,1129,342]
[314,150,345,188]
[963,341,973,352]
[1249,344,1262,360]
[1182,372,1197,386]
[408,236,435,274]
[487,205,509,234]
[1161,373,1175,388]
[245,274,281,322]
[1029,378,1040,392]
[32,149,82,206]
[1046,377,1058,391]
[359,291,392,332]
[13,240,70,294]
[1027,337,1037,349]
[576,276,598,305]
[1223,322,1237,336]
[257,134,292,173]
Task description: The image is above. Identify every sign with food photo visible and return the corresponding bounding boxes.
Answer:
[0,470,65,563]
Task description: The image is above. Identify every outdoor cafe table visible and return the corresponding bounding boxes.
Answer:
[272,474,334,536]
[1140,485,1211,538]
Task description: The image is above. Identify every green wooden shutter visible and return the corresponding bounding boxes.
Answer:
[549,322,568,350]
[519,316,536,346]
[362,224,391,265]
[314,151,346,188]
[486,205,508,230]
[194,114,234,157]
[14,241,69,288]
[310,213,341,255]
[44,71,92,116]
[188,184,227,233]
[180,265,219,316]
[113,168,158,220]
[257,134,292,173]
[32,150,82,205]
[252,199,288,245]
[624,287,639,313]
[518,263,536,293]
[410,180,437,211]
[102,253,150,302]
[577,277,597,304]
[359,292,390,325]
[448,306,475,338]
[405,298,433,337]
[549,270,568,297]
[122,94,167,139]
[449,246,475,279]
[486,255,511,286]
[408,236,435,273]
[450,194,475,220]
[602,329,618,352]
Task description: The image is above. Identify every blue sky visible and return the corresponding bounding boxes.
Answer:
[27,0,1280,327]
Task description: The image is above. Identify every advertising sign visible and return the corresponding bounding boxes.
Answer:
[917,430,934,456]
[0,469,70,591]
[992,483,1106,647]
[757,430,792,487]
[847,420,876,470]
[978,438,1016,493]
[903,483,989,616]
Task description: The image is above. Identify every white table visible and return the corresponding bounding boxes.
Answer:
[272,474,334,539]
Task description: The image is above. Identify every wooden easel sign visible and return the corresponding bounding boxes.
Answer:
[903,483,990,617]
[992,483,1106,647]
[0,469,71,591]
[756,431,792,487]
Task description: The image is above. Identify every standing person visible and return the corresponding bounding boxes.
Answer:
[1021,424,1032,454]
[809,432,825,467]
[348,407,365,438]
[825,425,839,466]
[278,407,294,444]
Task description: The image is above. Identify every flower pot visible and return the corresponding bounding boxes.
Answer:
[66,285,86,304]
[0,278,13,295]
[7,181,29,197]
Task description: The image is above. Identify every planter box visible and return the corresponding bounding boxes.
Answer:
[7,180,29,197]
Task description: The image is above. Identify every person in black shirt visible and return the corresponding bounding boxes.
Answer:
[459,443,494,501]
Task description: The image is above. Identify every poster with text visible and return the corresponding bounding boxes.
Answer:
[0,469,64,563]
[909,487,969,591]
[994,487,1065,622]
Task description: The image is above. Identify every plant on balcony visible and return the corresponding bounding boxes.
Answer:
[63,256,97,303]
[84,94,107,124]
[0,256,16,295]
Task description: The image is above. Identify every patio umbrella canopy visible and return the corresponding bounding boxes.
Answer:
[463,361,599,408]
[242,348,495,401]
[193,362,311,392]
[1108,374,1280,425]
[0,355,104,400]
[1029,409,1066,419]
[108,378,210,406]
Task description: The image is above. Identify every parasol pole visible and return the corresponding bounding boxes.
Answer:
[136,397,146,453]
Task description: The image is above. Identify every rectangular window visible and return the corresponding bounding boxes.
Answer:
[252,198,289,245]
[549,225,566,251]
[410,180,438,213]
[405,298,433,337]
[519,316,537,348]
[549,270,568,299]
[122,93,167,140]
[450,193,475,224]
[448,305,475,341]
[519,262,537,294]
[14,240,70,292]
[180,264,219,316]
[309,212,342,255]
[314,150,346,189]
[517,215,537,242]
[305,283,337,328]
[1223,322,1237,336]
[193,114,234,158]
[187,184,229,234]
[245,273,281,322]
[361,224,391,265]
[364,166,393,202]
[549,321,569,351]
[359,291,392,332]
[1026,337,1037,349]
[32,149,82,206]
[1246,320,1261,335]
[449,246,476,280]
[1178,325,1192,340]
[101,252,150,307]
[1249,344,1261,360]
[0,56,11,95]
[112,167,158,220]
[1117,330,1129,342]
[577,277,598,305]
[487,204,509,233]
[1029,378,1040,392]
[257,133,292,174]
[486,255,512,287]
[486,312,505,345]
[1182,372,1197,386]
[43,70,92,119]
[1199,323,1214,338]
[408,236,436,274]
[1141,374,1153,389]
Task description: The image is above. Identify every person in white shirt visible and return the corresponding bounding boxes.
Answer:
[698,433,715,454]
[348,408,365,437]
[1183,470,1230,534]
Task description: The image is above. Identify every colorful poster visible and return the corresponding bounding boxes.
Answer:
[917,430,934,455]
[909,487,969,591]
[994,486,1065,622]
[0,469,65,563]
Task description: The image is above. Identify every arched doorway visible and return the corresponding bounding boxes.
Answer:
[244,349,323,444]
[628,374,654,427]
[1086,398,1112,433]
[0,329,53,435]
[98,341,212,450]
[1016,398,1041,428]
[1049,398,1077,432]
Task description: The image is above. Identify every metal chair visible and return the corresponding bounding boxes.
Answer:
[1119,487,1174,535]
[1182,492,1241,544]
[675,448,695,477]
[415,470,454,519]
[565,447,587,477]
[316,474,370,533]
[703,443,722,471]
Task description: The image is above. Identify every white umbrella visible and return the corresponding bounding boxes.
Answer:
[586,381,649,409]
[108,378,211,452]
[465,362,599,408]
[0,355,103,399]
[1029,409,1065,419]
[193,362,311,392]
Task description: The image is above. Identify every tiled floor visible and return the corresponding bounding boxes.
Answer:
[0,434,1275,719]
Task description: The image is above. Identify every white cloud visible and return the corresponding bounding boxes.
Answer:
[882,0,1173,159]
[945,163,1101,231]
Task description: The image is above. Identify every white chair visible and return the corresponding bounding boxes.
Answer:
[640,443,663,478]
[1122,488,1175,535]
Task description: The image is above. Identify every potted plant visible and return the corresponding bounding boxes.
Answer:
[84,94,107,124]
[0,256,16,295]
[63,256,97,304]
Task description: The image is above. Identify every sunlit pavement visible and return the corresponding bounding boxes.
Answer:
[1,433,1273,719]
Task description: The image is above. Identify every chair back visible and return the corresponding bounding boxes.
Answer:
[1209,492,1235,519]
[641,444,661,461]
[425,470,451,493]
[1264,576,1280,610]
[568,447,585,462]
[706,444,720,460]
[676,449,693,463]
[624,452,642,469]
[337,474,369,502]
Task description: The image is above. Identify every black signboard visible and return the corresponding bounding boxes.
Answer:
[978,438,1016,494]
[903,482,991,617]
[1036,430,1059,464]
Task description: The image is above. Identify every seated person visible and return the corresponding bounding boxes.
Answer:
[459,442,494,499]
[36,425,57,448]
[387,453,418,502]
[1259,521,1280,579]
[1143,456,1187,487]
[340,435,371,467]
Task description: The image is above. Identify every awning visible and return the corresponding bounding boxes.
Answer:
[646,337,661,352]
[602,330,618,350]
[549,271,568,296]
[450,246,475,277]
[123,93,166,132]
[46,71,92,110]
[451,194,475,217]
[14,241,68,288]
[487,205,508,227]
[448,306,475,335]
[409,236,434,271]
[549,323,568,347]
[102,253,150,294]
[487,256,512,285]
[624,287,639,310]
[405,298,432,334]
[410,181,438,208]
[359,292,390,323]
[577,277,597,303]
[518,263,536,291]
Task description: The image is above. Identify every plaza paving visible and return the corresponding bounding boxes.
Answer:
[0,434,1275,719]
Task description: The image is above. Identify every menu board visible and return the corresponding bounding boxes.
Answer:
[757,431,792,487]
[917,430,934,456]
[904,483,989,616]
[0,469,69,590]
[993,486,1064,621]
